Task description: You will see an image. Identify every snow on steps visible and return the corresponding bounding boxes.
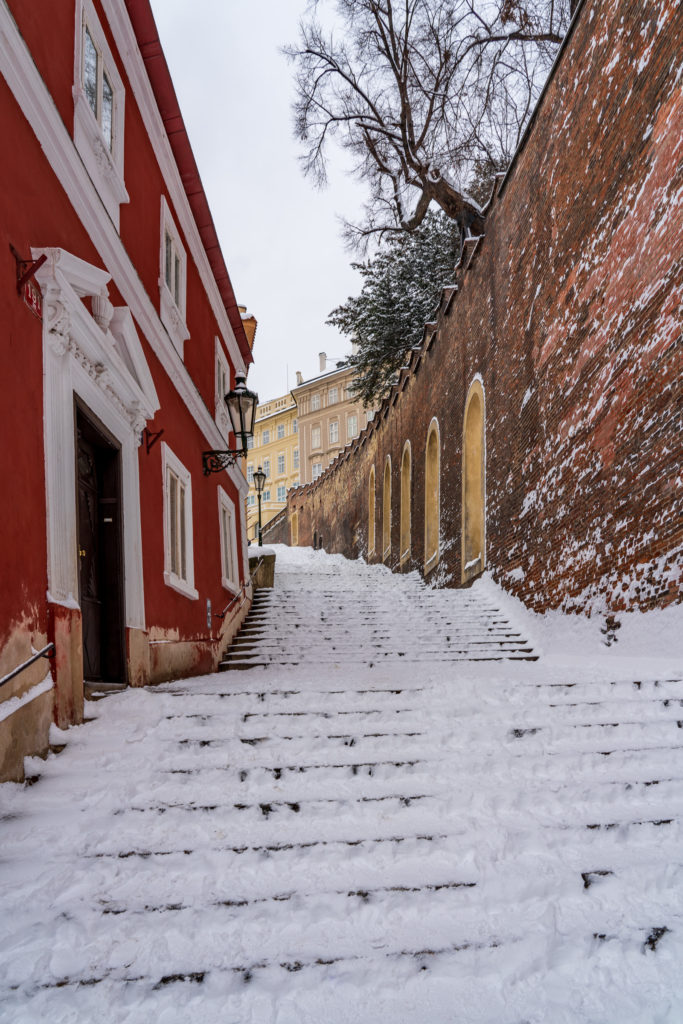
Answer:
[1,545,682,1023]
[219,556,538,669]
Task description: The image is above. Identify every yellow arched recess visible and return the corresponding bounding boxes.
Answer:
[461,378,486,582]
[290,510,299,546]
[424,419,440,572]
[368,465,376,556]
[400,441,411,565]
[382,456,392,561]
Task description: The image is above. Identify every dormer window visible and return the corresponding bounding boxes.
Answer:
[73,1,128,228]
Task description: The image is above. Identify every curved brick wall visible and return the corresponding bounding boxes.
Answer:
[275,0,683,615]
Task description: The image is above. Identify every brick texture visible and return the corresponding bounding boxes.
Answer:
[267,0,683,615]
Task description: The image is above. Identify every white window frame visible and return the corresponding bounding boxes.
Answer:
[311,394,321,411]
[218,487,239,594]
[311,425,321,450]
[312,461,323,481]
[292,418,298,434]
[277,452,286,475]
[277,485,286,503]
[293,447,299,470]
[159,196,190,357]
[347,414,358,439]
[247,463,254,483]
[161,442,198,600]
[277,423,286,439]
[328,386,338,405]
[329,420,339,444]
[263,458,271,478]
[262,428,270,445]
[214,338,230,440]
[73,0,129,229]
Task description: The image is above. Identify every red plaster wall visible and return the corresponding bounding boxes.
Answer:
[283,0,682,615]
[1,4,248,679]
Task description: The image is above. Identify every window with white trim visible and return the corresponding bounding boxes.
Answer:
[263,458,270,478]
[329,420,339,444]
[311,394,321,411]
[218,487,239,592]
[293,447,299,469]
[247,464,254,483]
[293,418,298,434]
[162,443,197,600]
[347,414,358,438]
[247,434,254,450]
[159,197,189,356]
[277,453,286,474]
[277,485,286,502]
[73,0,128,228]
[262,429,270,445]
[215,340,230,438]
[312,462,323,481]
[247,494,255,507]
[311,425,321,449]
[277,423,285,439]
[263,489,271,502]
[328,386,338,405]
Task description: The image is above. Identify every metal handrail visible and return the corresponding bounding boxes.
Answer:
[0,643,55,690]
[215,557,265,621]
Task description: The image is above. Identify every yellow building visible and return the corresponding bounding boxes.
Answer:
[245,392,300,541]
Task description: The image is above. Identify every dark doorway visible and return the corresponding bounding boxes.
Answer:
[76,404,125,684]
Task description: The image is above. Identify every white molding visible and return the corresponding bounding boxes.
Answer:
[73,0,128,229]
[161,442,198,601]
[36,248,150,627]
[98,0,244,375]
[0,1,246,502]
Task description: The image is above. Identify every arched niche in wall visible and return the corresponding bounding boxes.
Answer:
[368,465,376,557]
[382,455,392,562]
[424,419,440,573]
[290,510,299,546]
[461,377,486,582]
[400,441,411,566]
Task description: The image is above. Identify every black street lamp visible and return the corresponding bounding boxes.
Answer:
[253,464,267,546]
[203,373,258,474]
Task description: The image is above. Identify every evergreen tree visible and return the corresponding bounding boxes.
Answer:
[327,211,461,406]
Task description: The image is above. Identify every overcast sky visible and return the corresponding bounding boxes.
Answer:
[149,0,366,401]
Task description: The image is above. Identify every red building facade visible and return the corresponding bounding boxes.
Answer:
[0,0,254,780]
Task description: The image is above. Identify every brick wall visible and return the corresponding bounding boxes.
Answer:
[283,0,683,615]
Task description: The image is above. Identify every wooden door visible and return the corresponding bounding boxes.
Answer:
[76,408,125,683]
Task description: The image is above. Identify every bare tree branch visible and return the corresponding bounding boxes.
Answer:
[284,0,571,244]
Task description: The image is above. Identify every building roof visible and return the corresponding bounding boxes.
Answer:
[124,0,253,367]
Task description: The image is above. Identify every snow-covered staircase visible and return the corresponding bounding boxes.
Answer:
[1,545,682,1023]
[220,550,537,669]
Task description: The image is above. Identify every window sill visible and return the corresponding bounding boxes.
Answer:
[73,89,128,230]
[221,577,240,595]
[159,281,190,357]
[163,571,198,600]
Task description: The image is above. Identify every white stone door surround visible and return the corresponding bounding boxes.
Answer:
[35,248,159,631]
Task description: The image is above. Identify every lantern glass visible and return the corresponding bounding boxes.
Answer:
[253,465,267,495]
[225,373,258,446]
